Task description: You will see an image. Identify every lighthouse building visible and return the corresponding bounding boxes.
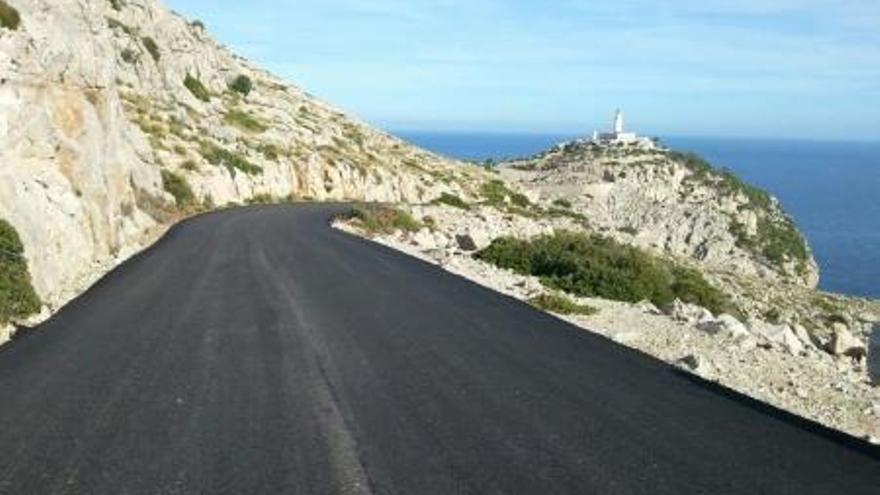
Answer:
[592,110,656,149]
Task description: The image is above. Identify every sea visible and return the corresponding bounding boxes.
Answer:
[397,131,880,300]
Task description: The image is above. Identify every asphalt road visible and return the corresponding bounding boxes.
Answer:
[0,204,878,494]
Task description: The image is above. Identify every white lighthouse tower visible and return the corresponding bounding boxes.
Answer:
[591,109,656,149]
[614,109,625,134]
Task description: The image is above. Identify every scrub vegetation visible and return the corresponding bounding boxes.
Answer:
[528,293,597,316]
[184,74,210,102]
[161,170,195,208]
[476,231,735,315]
[341,206,423,235]
[0,220,41,324]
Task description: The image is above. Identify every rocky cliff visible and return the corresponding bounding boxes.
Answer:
[0,0,483,322]
[501,140,819,287]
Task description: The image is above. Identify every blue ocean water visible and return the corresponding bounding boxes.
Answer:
[397,131,880,299]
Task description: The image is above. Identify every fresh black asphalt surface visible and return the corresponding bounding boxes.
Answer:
[0,204,878,494]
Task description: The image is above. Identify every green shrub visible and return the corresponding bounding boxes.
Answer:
[0,220,41,323]
[120,48,138,64]
[107,17,135,35]
[481,179,530,208]
[255,143,281,160]
[432,192,469,210]
[0,1,20,30]
[141,36,160,62]
[224,110,266,133]
[109,0,123,11]
[756,216,808,265]
[161,170,195,207]
[552,198,572,209]
[190,20,205,30]
[341,206,422,235]
[228,75,253,96]
[199,143,262,176]
[476,231,734,315]
[528,293,597,316]
[184,74,210,102]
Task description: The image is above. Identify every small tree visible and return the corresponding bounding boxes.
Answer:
[228,75,253,96]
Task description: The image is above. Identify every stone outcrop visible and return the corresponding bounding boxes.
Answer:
[501,141,820,287]
[0,0,485,319]
[827,323,866,360]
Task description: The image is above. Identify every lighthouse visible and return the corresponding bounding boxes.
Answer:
[591,109,656,149]
[614,109,624,134]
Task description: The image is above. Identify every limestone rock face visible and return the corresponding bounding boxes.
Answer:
[0,0,482,315]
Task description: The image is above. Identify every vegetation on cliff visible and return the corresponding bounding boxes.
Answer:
[0,0,20,30]
[184,74,210,102]
[161,170,195,209]
[0,220,41,324]
[476,231,735,315]
[666,150,810,272]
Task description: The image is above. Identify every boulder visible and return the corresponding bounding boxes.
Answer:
[791,324,818,350]
[749,321,804,355]
[454,229,491,252]
[636,300,662,315]
[676,354,712,377]
[664,299,713,324]
[411,229,437,250]
[697,314,750,340]
[0,324,14,347]
[869,324,880,385]
[826,323,866,360]
[455,234,479,251]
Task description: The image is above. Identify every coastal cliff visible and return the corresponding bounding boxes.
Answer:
[502,140,819,288]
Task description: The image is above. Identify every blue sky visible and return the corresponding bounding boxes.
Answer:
[166,0,879,140]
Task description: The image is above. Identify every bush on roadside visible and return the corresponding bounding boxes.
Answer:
[528,293,597,316]
[245,194,275,205]
[161,170,195,208]
[0,220,41,324]
[341,206,422,235]
[476,231,734,315]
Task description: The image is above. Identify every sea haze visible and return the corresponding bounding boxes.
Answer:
[397,131,880,299]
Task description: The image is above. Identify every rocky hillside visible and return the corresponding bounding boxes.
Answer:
[501,140,819,288]
[0,0,485,322]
